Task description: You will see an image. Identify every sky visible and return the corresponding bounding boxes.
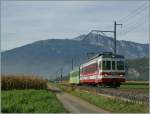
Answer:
[1,0,149,51]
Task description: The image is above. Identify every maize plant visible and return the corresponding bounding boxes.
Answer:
[1,75,48,90]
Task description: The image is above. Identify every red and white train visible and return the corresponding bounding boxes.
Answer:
[80,52,126,87]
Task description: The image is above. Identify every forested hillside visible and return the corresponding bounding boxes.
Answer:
[126,57,149,81]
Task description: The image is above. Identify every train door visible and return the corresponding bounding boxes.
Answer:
[97,59,102,83]
[94,60,98,84]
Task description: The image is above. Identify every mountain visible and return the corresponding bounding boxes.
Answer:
[74,33,149,58]
[1,33,149,80]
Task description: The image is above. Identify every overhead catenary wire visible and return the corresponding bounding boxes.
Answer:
[81,2,148,55]
[116,3,149,37]
[92,3,149,40]
[118,20,147,37]
[117,14,148,36]
[117,2,149,23]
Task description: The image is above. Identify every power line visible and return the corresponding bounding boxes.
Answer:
[118,20,147,37]
[117,13,148,36]
[121,6,148,25]
[118,3,148,23]
[116,2,149,37]
[121,12,147,28]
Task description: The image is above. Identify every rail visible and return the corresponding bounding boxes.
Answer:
[59,83,149,105]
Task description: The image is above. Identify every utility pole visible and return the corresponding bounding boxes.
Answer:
[114,21,122,55]
[72,58,73,70]
[83,21,122,55]
[60,68,63,82]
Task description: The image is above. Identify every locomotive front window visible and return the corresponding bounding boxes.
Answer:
[117,61,124,70]
[99,61,101,69]
[112,61,115,70]
[102,61,111,70]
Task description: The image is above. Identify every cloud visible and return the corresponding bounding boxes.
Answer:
[1,1,149,51]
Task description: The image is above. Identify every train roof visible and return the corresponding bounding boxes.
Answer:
[88,52,124,61]
[80,52,125,68]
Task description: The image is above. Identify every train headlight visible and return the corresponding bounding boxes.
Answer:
[104,74,108,77]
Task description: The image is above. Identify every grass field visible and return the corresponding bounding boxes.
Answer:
[56,84,149,113]
[1,90,67,113]
[119,82,149,93]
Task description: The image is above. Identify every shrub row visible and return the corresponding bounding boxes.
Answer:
[1,75,48,90]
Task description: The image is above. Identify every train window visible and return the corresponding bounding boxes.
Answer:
[112,61,115,70]
[102,61,111,70]
[117,61,124,70]
[99,61,101,69]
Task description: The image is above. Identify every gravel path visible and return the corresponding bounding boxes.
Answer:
[47,83,109,113]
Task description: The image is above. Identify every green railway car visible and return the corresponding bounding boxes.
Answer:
[69,69,80,84]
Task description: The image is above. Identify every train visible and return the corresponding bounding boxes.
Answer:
[69,52,126,87]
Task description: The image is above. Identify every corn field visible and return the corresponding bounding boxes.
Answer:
[1,75,48,90]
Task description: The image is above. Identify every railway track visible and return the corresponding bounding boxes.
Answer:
[60,83,149,104]
[77,85,149,104]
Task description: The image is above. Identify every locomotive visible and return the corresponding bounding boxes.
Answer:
[69,52,126,87]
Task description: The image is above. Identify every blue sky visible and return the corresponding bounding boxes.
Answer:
[1,1,149,51]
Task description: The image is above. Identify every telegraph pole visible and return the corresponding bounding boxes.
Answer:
[84,21,122,55]
[72,58,73,70]
[82,21,122,55]
[60,67,63,82]
[114,21,116,55]
[114,21,122,55]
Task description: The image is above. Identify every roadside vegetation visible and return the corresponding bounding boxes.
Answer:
[56,83,149,113]
[1,75,67,113]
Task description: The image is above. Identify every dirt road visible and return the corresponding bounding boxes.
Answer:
[47,84,108,113]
